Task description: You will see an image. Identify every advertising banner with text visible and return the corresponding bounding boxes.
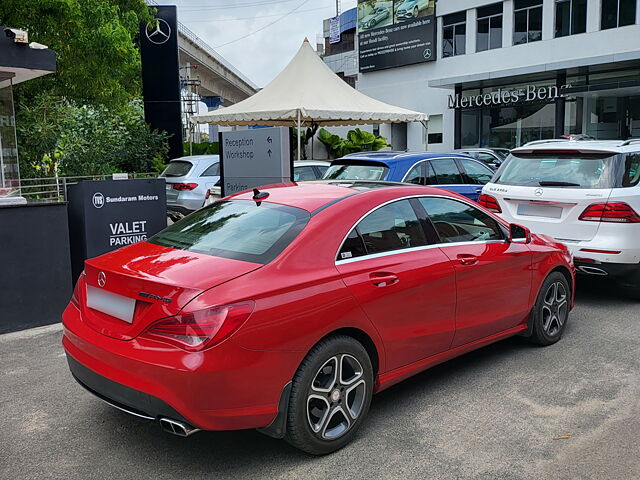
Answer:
[358,0,436,72]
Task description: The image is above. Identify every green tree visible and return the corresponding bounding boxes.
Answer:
[318,128,391,158]
[0,0,152,107]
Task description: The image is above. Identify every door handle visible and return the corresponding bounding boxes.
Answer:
[369,272,399,287]
[457,254,479,265]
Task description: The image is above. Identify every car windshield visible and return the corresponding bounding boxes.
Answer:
[494,152,620,189]
[149,200,310,264]
[323,162,389,181]
[160,161,193,178]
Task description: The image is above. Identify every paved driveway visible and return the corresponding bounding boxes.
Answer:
[1,278,638,479]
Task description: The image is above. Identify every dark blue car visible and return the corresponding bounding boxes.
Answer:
[322,152,495,201]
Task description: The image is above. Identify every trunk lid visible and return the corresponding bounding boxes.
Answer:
[488,184,613,242]
[82,242,262,340]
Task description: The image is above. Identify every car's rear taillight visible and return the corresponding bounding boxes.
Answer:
[71,272,86,308]
[478,194,502,213]
[172,183,198,191]
[578,202,640,223]
[141,301,254,351]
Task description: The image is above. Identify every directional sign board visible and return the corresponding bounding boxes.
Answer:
[219,127,291,196]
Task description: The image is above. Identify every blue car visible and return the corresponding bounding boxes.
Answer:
[322,152,495,201]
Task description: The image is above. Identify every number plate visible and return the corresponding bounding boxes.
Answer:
[86,285,136,323]
[517,203,563,219]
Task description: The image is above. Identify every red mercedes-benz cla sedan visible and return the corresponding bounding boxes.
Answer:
[63,182,575,455]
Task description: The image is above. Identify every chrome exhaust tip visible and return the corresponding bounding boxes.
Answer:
[159,418,201,437]
[578,266,608,276]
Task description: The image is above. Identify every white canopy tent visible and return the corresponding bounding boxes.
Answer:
[192,39,428,159]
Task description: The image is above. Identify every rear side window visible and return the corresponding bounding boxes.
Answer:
[623,153,640,187]
[150,200,310,264]
[323,162,389,181]
[419,197,503,243]
[459,159,494,185]
[351,200,427,256]
[430,159,464,184]
[404,163,425,185]
[200,163,220,177]
[294,166,317,181]
[495,153,618,188]
[160,161,193,178]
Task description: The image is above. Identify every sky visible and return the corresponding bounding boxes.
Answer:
[171,0,358,88]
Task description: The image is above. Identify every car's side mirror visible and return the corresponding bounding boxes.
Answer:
[509,223,531,244]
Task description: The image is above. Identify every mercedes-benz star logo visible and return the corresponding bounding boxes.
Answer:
[535,188,544,197]
[146,18,171,45]
[423,48,432,59]
[98,271,107,288]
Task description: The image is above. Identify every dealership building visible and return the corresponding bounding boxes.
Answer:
[323,0,640,152]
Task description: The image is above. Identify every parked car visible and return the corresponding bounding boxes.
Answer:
[160,155,219,219]
[359,6,391,30]
[480,138,640,298]
[204,160,330,206]
[456,148,511,170]
[322,152,495,201]
[63,181,574,455]
[395,0,430,20]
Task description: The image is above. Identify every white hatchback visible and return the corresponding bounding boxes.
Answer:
[480,139,640,298]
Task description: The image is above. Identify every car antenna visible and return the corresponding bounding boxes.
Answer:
[252,188,269,205]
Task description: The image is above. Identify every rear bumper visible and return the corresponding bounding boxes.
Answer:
[62,303,301,431]
[574,260,640,287]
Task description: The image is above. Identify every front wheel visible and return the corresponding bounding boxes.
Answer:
[527,272,571,346]
[413,6,419,17]
[285,336,373,455]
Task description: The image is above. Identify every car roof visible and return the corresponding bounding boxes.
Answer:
[294,160,331,167]
[170,155,219,164]
[513,139,640,154]
[226,181,453,213]
[334,151,474,169]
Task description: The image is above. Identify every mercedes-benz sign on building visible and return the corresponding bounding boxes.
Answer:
[324,0,640,152]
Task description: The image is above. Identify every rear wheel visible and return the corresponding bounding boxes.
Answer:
[527,272,570,346]
[285,336,373,455]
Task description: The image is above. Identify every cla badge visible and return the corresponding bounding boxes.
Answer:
[535,188,544,197]
[97,271,107,288]
[145,18,171,45]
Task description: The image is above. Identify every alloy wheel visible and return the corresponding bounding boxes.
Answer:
[541,281,568,337]
[306,354,366,440]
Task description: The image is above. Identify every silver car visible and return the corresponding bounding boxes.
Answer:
[160,155,220,217]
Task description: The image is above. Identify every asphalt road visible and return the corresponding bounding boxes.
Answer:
[1,278,639,480]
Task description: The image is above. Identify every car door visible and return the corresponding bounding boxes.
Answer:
[335,198,456,370]
[457,158,495,201]
[418,196,532,347]
[428,158,471,198]
[200,162,220,191]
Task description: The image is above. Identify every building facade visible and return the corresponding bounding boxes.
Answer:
[324,0,640,152]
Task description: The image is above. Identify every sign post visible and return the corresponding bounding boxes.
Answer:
[219,127,292,197]
[67,179,167,281]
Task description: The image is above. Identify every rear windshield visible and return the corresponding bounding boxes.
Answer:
[160,161,193,178]
[494,152,625,189]
[149,200,310,264]
[323,161,389,181]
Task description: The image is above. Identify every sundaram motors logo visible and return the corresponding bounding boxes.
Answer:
[92,192,105,209]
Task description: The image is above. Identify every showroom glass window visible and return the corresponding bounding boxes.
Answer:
[601,0,637,29]
[477,3,503,52]
[443,12,466,58]
[555,0,587,37]
[513,0,543,45]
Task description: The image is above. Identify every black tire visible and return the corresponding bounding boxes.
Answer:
[285,336,373,455]
[527,272,571,346]
[619,284,640,301]
[413,6,419,17]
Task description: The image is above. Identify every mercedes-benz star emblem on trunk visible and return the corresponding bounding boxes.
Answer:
[535,188,544,197]
[97,271,107,288]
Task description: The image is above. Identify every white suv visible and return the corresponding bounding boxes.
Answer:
[480,139,640,298]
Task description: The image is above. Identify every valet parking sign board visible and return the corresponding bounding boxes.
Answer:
[67,179,167,280]
[219,127,292,196]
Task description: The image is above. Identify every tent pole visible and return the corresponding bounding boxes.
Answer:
[297,110,301,162]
